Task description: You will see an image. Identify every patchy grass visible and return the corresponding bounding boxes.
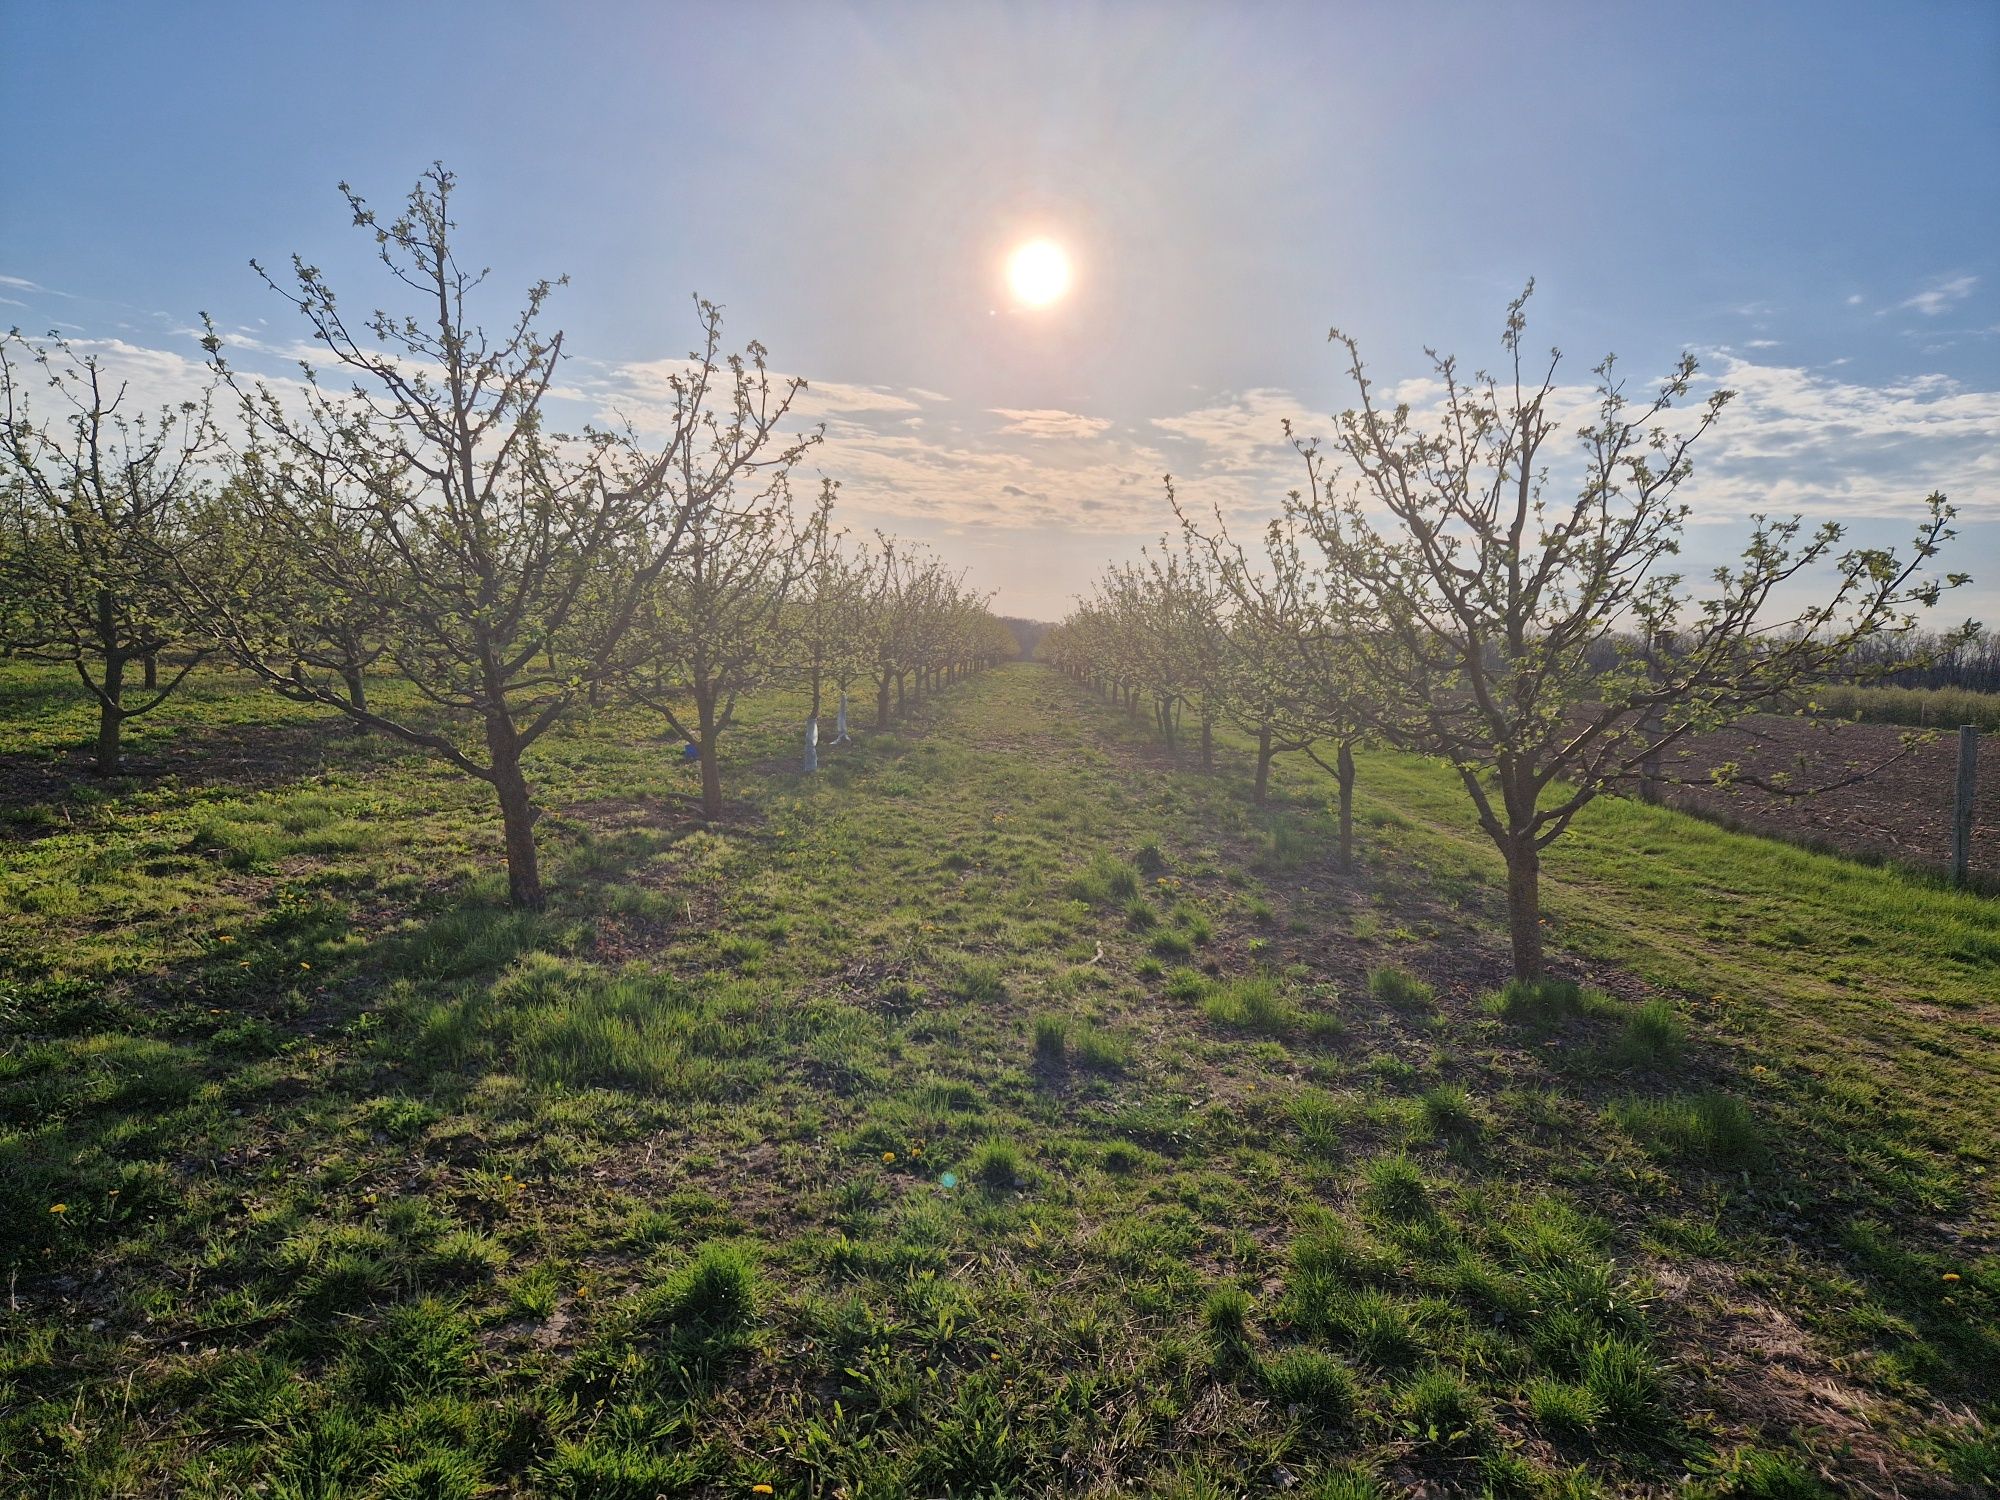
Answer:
[0,660,1994,1497]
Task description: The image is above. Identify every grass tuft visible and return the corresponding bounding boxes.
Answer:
[1360,1154,1431,1221]
[1032,1014,1068,1066]
[1395,1366,1487,1449]
[1610,999,1686,1067]
[1419,1082,1479,1137]
[1611,1092,1763,1168]
[1486,976,1585,1023]
[955,958,1007,1004]
[1201,975,1298,1035]
[971,1139,1025,1189]
[1067,850,1141,904]
[1368,967,1434,1010]
[1263,1348,1361,1422]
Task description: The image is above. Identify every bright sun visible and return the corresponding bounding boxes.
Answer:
[1007,238,1071,307]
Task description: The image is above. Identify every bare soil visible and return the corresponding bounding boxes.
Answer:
[1650,713,1997,883]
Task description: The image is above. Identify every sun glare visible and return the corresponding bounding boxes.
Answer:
[1007,238,1071,307]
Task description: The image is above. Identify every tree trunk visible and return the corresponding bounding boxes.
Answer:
[1336,740,1356,872]
[94,655,126,775]
[342,665,370,731]
[894,674,905,715]
[1503,837,1543,979]
[142,652,159,690]
[1254,725,1273,807]
[697,695,723,818]
[1200,713,1214,772]
[486,722,544,910]
[876,676,893,729]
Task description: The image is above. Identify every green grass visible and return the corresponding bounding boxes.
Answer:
[1367,966,1434,1010]
[1199,974,1300,1034]
[0,659,1994,1498]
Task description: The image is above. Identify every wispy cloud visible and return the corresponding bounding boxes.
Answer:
[1149,388,1310,473]
[0,273,74,298]
[1682,354,2000,521]
[1151,358,2000,529]
[1895,273,1978,317]
[602,357,923,425]
[989,407,1112,439]
[12,327,1997,557]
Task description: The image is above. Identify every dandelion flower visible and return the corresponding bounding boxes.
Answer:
[752,1487,774,1496]
[882,1151,896,1163]
[1942,1272,1961,1283]
[49,1203,67,1215]
[300,961,312,971]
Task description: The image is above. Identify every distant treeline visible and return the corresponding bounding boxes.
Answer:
[1839,627,2000,693]
[999,616,1055,660]
[1580,628,2000,696]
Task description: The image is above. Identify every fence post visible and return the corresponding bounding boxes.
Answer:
[1955,724,1978,887]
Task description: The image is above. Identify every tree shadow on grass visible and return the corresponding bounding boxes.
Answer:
[1070,676,2000,1489]
[0,717,421,840]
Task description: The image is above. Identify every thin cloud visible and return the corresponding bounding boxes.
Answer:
[1149,388,1310,472]
[1894,274,1978,317]
[989,407,1112,439]
[0,273,75,298]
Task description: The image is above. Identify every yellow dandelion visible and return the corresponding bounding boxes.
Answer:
[300,961,312,971]
[1942,1272,1961,1283]
[882,1151,896,1163]
[752,1487,774,1496]
[49,1203,67,1215]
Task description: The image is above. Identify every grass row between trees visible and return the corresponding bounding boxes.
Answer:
[0,661,1994,1497]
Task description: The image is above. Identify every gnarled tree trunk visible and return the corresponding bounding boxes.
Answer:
[1503,835,1543,979]
[1335,739,1356,871]
[93,653,126,775]
[485,716,544,910]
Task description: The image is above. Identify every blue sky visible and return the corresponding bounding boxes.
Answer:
[4,1,1997,619]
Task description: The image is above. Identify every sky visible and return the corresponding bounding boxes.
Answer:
[4,1,1997,622]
